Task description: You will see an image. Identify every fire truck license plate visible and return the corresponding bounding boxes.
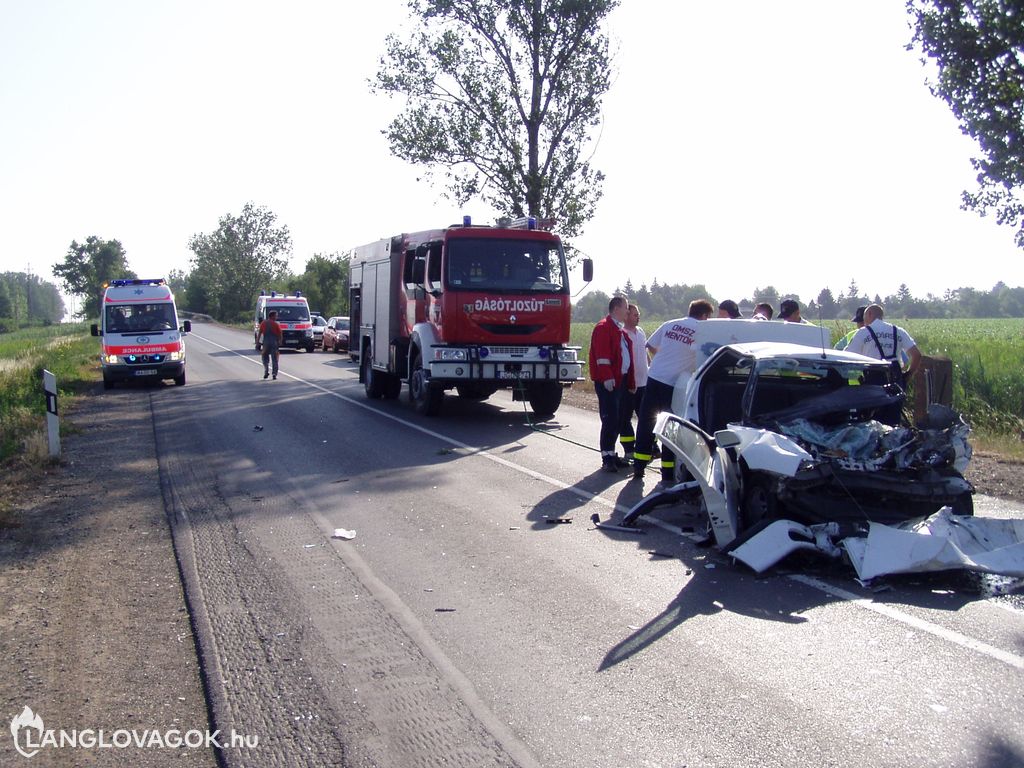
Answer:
[499,370,531,379]
[133,369,158,376]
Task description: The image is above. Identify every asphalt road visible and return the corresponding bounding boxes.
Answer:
[144,321,1024,768]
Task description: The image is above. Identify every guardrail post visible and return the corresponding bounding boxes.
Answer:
[43,369,60,457]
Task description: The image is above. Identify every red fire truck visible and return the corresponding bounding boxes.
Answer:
[349,217,592,417]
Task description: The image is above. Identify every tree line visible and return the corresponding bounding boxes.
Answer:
[0,272,65,331]
[573,278,1024,323]
[53,204,350,324]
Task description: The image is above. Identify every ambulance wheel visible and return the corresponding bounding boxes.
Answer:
[363,354,384,399]
[255,342,262,352]
[174,372,186,387]
[410,352,443,416]
[527,382,562,419]
[103,376,114,390]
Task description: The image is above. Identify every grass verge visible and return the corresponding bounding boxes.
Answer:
[0,326,98,523]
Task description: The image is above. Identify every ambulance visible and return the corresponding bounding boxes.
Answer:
[253,291,315,352]
[90,278,191,388]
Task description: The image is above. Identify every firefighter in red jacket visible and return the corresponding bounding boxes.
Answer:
[588,296,636,472]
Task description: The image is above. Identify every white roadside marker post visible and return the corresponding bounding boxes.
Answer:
[43,369,60,457]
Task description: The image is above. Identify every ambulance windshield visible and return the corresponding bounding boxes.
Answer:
[270,306,310,322]
[105,303,177,333]
[446,238,567,293]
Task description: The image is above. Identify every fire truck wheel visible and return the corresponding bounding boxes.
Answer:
[363,354,384,399]
[456,384,497,401]
[527,382,562,419]
[410,352,443,416]
[383,374,402,399]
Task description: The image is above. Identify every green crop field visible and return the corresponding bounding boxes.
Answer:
[571,317,1024,439]
[0,324,95,462]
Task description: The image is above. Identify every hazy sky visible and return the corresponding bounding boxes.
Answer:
[2,0,1021,309]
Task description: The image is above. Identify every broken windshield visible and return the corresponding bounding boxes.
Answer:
[105,303,177,333]
[445,238,567,293]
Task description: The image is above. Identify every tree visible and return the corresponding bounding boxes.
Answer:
[752,286,780,309]
[53,237,135,319]
[816,287,838,319]
[571,288,610,323]
[289,253,350,315]
[375,0,617,237]
[187,203,292,322]
[908,1,1024,248]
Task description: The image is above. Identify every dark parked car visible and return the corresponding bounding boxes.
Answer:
[322,316,350,354]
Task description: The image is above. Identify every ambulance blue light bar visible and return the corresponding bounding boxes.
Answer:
[110,278,166,287]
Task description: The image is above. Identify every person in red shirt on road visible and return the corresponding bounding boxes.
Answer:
[588,296,636,472]
[258,310,284,380]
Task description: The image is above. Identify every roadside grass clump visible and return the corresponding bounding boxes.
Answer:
[0,325,97,465]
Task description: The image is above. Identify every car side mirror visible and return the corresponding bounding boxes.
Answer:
[90,324,99,337]
[714,429,741,449]
[181,320,192,333]
[582,258,593,283]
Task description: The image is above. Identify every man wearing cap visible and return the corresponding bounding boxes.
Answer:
[835,306,866,350]
[778,299,808,323]
[845,304,921,385]
[751,302,773,321]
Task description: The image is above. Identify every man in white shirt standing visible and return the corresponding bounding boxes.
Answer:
[845,304,921,386]
[632,299,714,484]
[618,303,649,464]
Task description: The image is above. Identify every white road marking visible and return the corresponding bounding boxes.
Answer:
[190,330,1024,670]
[789,575,1024,670]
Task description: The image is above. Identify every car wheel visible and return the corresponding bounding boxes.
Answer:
[740,475,780,530]
[951,492,974,517]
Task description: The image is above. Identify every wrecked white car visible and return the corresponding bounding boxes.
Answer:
[623,341,982,575]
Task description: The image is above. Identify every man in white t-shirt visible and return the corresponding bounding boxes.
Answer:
[618,303,649,463]
[632,299,714,484]
[845,304,921,385]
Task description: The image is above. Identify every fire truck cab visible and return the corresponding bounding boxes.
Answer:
[90,278,191,389]
[349,217,590,418]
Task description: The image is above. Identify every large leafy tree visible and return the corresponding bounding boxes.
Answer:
[375,0,617,237]
[53,236,135,319]
[289,253,350,315]
[187,203,292,321]
[907,1,1024,248]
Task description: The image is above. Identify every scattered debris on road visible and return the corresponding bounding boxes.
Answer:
[332,528,357,540]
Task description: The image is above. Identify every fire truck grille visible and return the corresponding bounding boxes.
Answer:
[479,324,543,336]
[486,346,529,356]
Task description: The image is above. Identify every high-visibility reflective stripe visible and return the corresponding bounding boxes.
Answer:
[634,452,652,462]
[619,436,635,443]
[660,460,675,468]
[596,358,611,365]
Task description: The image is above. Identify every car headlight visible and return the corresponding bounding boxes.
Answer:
[304,329,313,337]
[557,349,578,363]
[168,351,183,361]
[434,348,468,361]
[103,354,119,364]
